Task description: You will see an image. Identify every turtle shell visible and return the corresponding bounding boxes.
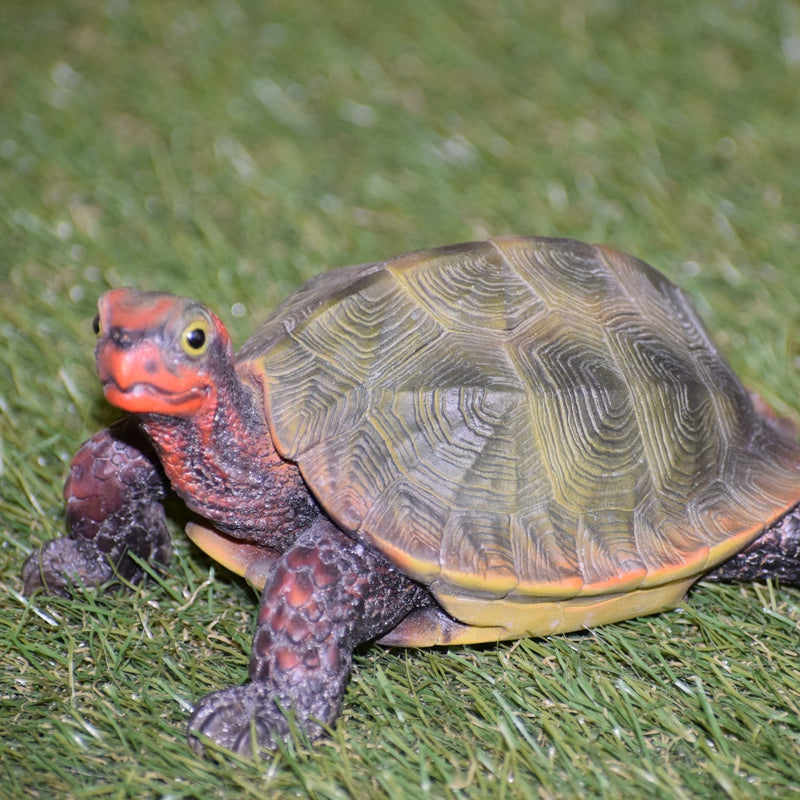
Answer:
[237,236,800,644]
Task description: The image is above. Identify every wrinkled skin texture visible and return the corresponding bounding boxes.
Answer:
[24,419,433,758]
[705,510,800,584]
[22,418,170,596]
[188,519,430,753]
[22,288,436,758]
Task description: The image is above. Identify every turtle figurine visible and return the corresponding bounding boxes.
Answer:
[22,236,800,756]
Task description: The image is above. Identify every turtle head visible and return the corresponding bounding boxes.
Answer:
[94,288,234,418]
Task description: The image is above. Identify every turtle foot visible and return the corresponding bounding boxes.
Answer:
[706,505,800,585]
[22,538,115,597]
[187,682,302,757]
[22,419,173,598]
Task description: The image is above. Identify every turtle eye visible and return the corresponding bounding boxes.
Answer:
[92,314,101,337]
[181,319,211,357]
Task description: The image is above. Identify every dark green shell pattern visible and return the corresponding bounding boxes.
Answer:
[237,237,800,630]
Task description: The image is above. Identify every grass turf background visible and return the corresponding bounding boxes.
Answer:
[2,1,800,797]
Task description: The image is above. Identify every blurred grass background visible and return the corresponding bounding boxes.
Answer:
[1,0,800,797]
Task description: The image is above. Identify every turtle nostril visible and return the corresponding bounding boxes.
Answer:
[110,327,136,348]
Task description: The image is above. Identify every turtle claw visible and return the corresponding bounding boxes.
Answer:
[187,683,291,758]
[22,538,114,598]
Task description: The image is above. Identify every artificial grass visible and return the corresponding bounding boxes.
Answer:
[1,0,799,797]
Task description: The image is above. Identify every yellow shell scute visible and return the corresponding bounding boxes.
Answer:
[235,236,800,635]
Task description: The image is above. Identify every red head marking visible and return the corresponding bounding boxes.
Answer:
[95,288,233,418]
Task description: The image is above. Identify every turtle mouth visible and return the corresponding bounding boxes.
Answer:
[100,374,208,416]
[96,336,211,417]
[105,377,203,405]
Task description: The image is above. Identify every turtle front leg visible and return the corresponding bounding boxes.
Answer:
[187,519,432,756]
[22,418,171,597]
[705,504,800,584]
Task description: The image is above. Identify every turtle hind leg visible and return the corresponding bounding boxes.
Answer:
[187,518,432,756]
[705,504,800,585]
[22,417,171,597]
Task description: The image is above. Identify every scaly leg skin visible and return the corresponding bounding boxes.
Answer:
[22,418,171,597]
[705,504,800,584]
[187,519,432,756]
